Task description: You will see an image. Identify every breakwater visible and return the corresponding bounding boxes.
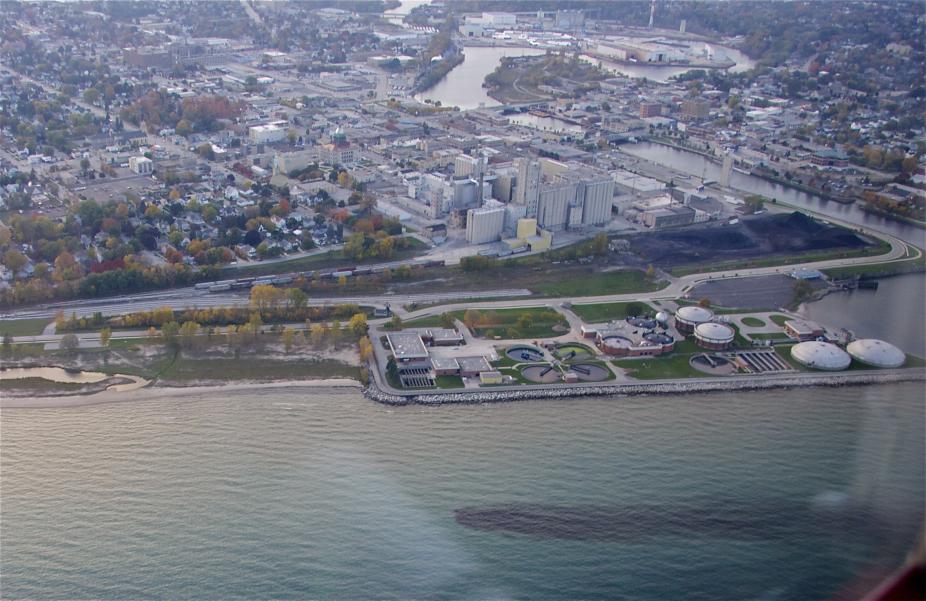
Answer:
[364,370,926,405]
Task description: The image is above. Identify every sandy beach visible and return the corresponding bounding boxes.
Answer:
[0,378,362,409]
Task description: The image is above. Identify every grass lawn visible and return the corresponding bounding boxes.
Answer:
[769,314,791,326]
[613,354,707,379]
[741,317,766,327]
[462,307,568,339]
[570,301,653,322]
[435,375,463,389]
[403,314,449,328]
[823,254,926,280]
[533,270,664,297]
[0,317,52,336]
[903,355,926,368]
[412,307,568,339]
[749,332,790,341]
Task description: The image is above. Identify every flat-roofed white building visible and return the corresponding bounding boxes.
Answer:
[249,124,286,144]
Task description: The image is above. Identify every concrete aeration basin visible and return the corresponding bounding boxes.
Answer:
[506,345,545,362]
[521,365,561,383]
[690,354,737,376]
[627,317,658,329]
[568,364,610,381]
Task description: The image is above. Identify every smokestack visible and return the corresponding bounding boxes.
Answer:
[648,1,656,28]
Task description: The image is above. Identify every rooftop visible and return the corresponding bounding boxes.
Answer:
[387,332,429,360]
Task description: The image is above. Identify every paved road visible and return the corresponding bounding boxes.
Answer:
[2,288,533,322]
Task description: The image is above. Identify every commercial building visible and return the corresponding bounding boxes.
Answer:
[249,124,286,144]
[128,156,153,175]
[681,99,710,120]
[784,319,825,341]
[640,102,663,118]
[386,332,431,369]
[466,204,506,244]
[481,12,516,27]
[642,206,696,228]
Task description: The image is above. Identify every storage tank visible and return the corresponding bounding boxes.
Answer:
[693,322,735,350]
[790,341,851,371]
[675,306,713,334]
[846,339,905,368]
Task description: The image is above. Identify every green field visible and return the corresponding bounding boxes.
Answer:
[435,375,463,389]
[409,307,567,339]
[613,354,707,380]
[741,317,766,327]
[458,307,568,339]
[569,301,653,322]
[769,314,791,326]
[748,332,790,341]
[0,317,52,336]
[533,270,664,297]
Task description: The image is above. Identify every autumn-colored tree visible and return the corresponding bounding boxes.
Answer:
[282,327,296,352]
[2,249,28,272]
[250,284,284,317]
[358,335,373,361]
[99,327,111,347]
[348,313,368,336]
[53,251,83,281]
[698,298,711,308]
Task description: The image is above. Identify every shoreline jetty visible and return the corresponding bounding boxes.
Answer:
[364,370,926,406]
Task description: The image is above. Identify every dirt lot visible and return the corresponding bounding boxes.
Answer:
[629,212,873,268]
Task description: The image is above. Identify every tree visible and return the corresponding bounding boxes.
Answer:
[80,157,91,174]
[698,298,711,308]
[358,335,374,361]
[645,264,656,281]
[250,284,284,317]
[3,249,28,272]
[161,321,181,348]
[286,287,308,310]
[53,251,82,281]
[60,333,80,352]
[99,327,111,347]
[388,314,403,330]
[82,88,100,105]
[348,313,368,337]
[2,332,13,354]
[282,327,296,352]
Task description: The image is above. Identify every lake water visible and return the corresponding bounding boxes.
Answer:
[622,141,926,246]
[415,46,546,110]
[800,272,926,357]
[2,383,923,600]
